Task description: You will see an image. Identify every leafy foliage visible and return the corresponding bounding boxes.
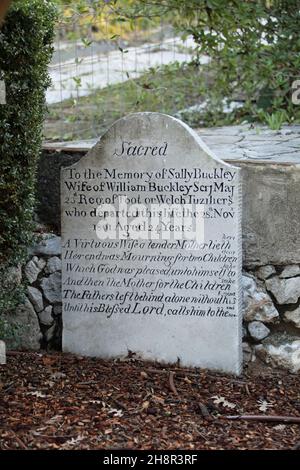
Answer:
[114,0,300,126]
[0,0,57,317]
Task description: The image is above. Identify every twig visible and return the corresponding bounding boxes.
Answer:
[146,367,199,378]
[226,415,300,424]
[12,432,27,450]
[169,371,178,396]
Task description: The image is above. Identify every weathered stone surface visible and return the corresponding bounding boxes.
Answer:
[256,265,276,280]
[45,256,61,274]
[38,306,54,326]
[248,321,270,341]
[279,265,300,279]
[40,272,62,304]
[256,337,300,373]
[53,304,62,316]
[61,113,242,374]
[24,256,46,284]
[284,307,300,329]
[30,234,61,257]
[27,286,43,313]
[242,342,252,363]
[265,276,300,305]
[45,324,56,342]
[6,298,42,350]
[242,274,279,323]
[239,163,300,267]
[0,340,6,364]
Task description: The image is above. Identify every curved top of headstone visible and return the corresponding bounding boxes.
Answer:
[67,112,239,171]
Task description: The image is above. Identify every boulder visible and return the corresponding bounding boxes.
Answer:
[279,265,300,279]
[256,265,276,280]
[283,306,300,329]
[242,274,279,323]
[40,272,61,304]
[248,321,270,341]
[255,336,300,373]
[24,256,46,284]
[53,304,62,316]
[27,286,43,313]
[38,306,54,326]
[30,234,61,257]
[5,298,42,350]
[45,256,61,274]
[265,276,300,305]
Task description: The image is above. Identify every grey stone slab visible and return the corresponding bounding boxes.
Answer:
[284,306,300,329]
[27,286,44,313]
[25,256,46,284]
[40,272,62,304]
[61,113,242,374]
[265,276,300,305]
[45,256,62,274]
[239,163,300,267]
[38,306,54,326]
[248,321,270,341]
[279,265,300,278]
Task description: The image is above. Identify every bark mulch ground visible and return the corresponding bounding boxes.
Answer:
[0,351,299,450]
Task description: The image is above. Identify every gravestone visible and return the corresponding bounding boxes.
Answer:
[61,113,242,374]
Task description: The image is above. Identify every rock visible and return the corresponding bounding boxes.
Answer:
[24,256,46,284]
[45,256,61,274]
[255,337,300,373]
[0,340,6,364]
[242,342,252,363]
[265,276,300,304]
[30,234,61,257]
[248,321,270,341]
[242,274,279,323]
[5,298,42,350]
[53,304,62,316]
[279,265,300,279]
[45,324,56,342]
[40,272,61,304]
[256,265,276,280]
[38,306,53,326]
[283,306,300,329]
[27,287,43,313]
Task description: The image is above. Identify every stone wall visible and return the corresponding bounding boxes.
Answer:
[4,124,300,372]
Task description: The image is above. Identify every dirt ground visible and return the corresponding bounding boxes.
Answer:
[0,352,299,450]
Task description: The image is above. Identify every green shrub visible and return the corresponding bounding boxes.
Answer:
[0,0,57,315]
